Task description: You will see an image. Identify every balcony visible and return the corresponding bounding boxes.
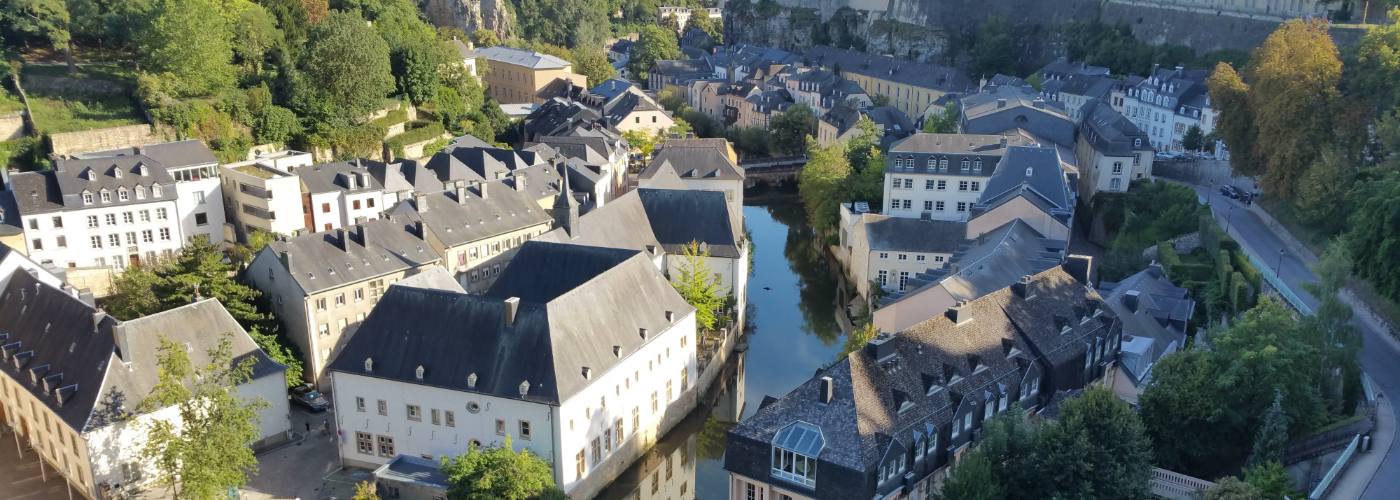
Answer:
[241,204,275,221]
[239,183,274,199]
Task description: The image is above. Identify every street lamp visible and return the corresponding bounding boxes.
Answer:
[1226,205,1235,234]
[1276,248,1286,276]
[59,467,73,500]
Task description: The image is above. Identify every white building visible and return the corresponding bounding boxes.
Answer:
[73,140,228,248]
[1123,66,1218,153]
[638,139,745,218]
[219,150,316,239]
[298,161,397,233]
[0,269,289,500]
[1074,99,1154,201]
[329,241,697,500]
[881,133,1038,221]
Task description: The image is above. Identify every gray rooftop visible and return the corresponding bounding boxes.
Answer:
[390,181,550,249]
[71,139,218,167]
[864,218,966,254]
[641,142,743,181]
[390,266,466,293]
[258,216,441,294]
[297,160,386,194]
[884,219,1066,305]
[972,146,1073,223]
[961,87,1075,147]
[635,188,741,258]
[1097,266,1193,384]
[375,455,449,489]
[1079,99,1149,157]
[476,46,572,69]
[803,46,975,94]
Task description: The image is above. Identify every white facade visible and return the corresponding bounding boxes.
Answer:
[662,252,748,325]
[169,164,227,246]
[883,170,987,221]
[308,189,391,233]
[331,311,698,495]
[19,199,183,269]
[219,162,308,238]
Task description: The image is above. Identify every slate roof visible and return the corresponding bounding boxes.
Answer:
[476,46,572,69]
[520,99,606,141]
[641,143,743,181]
[650,59,714,77]
[531,189,666,254]
[0,190,21,236]
[367,159,444,194]
[426,146,547,184]
[884,133,1038,176]
[819,104,862,136]
[0,271,283,434]
[1002,270,1117,368]
[1038,57,1110,81]
[259,216,440,294]
[635,188,741,258]
[961,87,1075,147]
[452,39,476,60]
[1036,389,1085,420]
[1052,74,1118,100]
[864,218,966,254]
[1079,99,1149,157]
[884,219,1065,305]
[71,140,218,167]
[298,160,386,194]
[375,455,449,489]
[1097,266,1193,383]
[971,146,1072,223]
[803,46,975,94]
[610,39,634,56]
[11,152,184,215]
[389,181,550,249]
[391,266,465,293]
[327,241,695,405]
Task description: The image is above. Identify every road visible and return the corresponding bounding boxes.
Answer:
[1193,185,1400,499]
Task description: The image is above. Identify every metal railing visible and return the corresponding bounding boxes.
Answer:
[1151,467,1214,500]
[1246,252,1314,316]
[1309,434,1360,500]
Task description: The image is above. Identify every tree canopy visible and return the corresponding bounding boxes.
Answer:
[440,438,565,500]
[303,10,395,120]
[1245,19,1341,197]
[137,0,236,96]
[672,240,727,333]
[628,25,682,84]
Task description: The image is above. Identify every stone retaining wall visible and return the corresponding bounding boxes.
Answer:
[49,123,165,156]
[0,111,23,141]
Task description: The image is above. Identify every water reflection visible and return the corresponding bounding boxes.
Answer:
[590,200,849,499]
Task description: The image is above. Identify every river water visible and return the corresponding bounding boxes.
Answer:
[592,199,848,500]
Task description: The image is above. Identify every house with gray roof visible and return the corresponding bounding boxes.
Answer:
[966,145,1076,241]
[327,241,698,500]
[639,139,745,217]
[836,205,968,300]
[0,270,289,499]
[880,132,1039,222]
[1123,65,1219,154]
[725,265,1117,500]
[960,86,1075,147]
[649,58,716,92]
[1038,56,1111,82]
[1073,98,1153,201]
[802,46,976,118]
[298,160,397,234]
[244,216,441,387]
[1097,264,1194,402]
[388,177,553,294]
[1039,73,1121,123]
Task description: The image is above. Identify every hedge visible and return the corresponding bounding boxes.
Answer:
[1158,241,1181,277]
[1173,263,1215,284]
[1230,271,1254,312]
[1199,215,1241,257]
[384,120,446,158]
[370,108,409,128]
[1231,250,1263,292]
[1218,250,1233,285]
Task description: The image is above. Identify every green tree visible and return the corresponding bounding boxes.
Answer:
[1293,147,1357,233]
[1200,477,1263,500]
[629,25,682,84]
[1182,124,1204,152]
[352,480,381,500]
[1035,388,1153,500]
[304,10,395,120]
[933,450,1005,500]
[1246,19,1341,197]
[870,94,892,107]
[571,47,617,88]
[1,0,75,71]
[1247,391,1287,468]
[683,13,722,47]
[1345,174,1400,304]
[253,105,303,144]
[923,101,959,133]
[770,103,817,155]
[230,6,283,74]
[138,0,236,96]
[1138,348,1232,471]
[1244,462,1302,500]
[161,236,266,324]
[974,16,1016,78]
[622,129,658,157]
[672,240,726,333]
[844,115,881,170]
[395,40,440,105]
[440,437,565,500]
[727,126,772,158]
[796,139,850,229]
[470,28,499,47]
[107,263,168,320]
[1343,9,1400,111]
[846,151,886,206]
[1206,63,1264,178]
[977,413,1039,495]
[837,323,878,359]
[136,334,270,500]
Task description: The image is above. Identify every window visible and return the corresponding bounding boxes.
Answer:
[651,391,658,413]
[87,215,98,228]
[316,298,327,311]
[83,193,93,205]
[377,435,395,457]
[337,318,347,332]
[924,200,933,211]
[368,198,375,208]
[971,181,980,192]
[141,230,153,243]
[122,212,134,224]
[904,179,913,189]
[353,200,361,210]
[902,200,911,210]
[108,234,120,247]
[937,180,947,190]
[592,437,603,464]
[136,186,145,199]
[935,255,945,262]
[1110,178,1121,191]
[936,201,945,211]
[354,432,374,454]
[31,238,42,250]
[897,253,908,261]
[878,270,888,286]
[446,411,455,427]
[952,417,961,438]
[119,188,129,201]
[1112,162,1124,174]
[770,422,822,487]
[156,208,167,220]
[604,429,612,455]
[335,294,345,307]
[973,160,983,172]
[153,185,163,197]
[139,210,150,222]
[322,203,331,213]
[964,412,973,432]
[892,177,901,189]
[958,202,969,212]
[520,420,532,440]
[939,158,949,170]
[615,419,624,446]
[890,198,900,210]
[431,409,441,425]
[958,181,969,192]
[318,324,329,337]
[925,179,935,190]
[985,400,995,419]
[356,397,366,411]
[159,228,170,241]
[899,271,909,292]
[101,191,111,202]
[195,213,208,226]
[54,236,66,249]
[961,159,970,171]
[95,257,106,267]
[666,380,673,401]
[407,405,421,420]
[999,392,1008,412]
[878,252,889,260]
[495,419,506,435]
[577,450,586,479]
[633,407,640,433]
[916,255,925,262]
[354,289,364,302]
[894,157,903,168]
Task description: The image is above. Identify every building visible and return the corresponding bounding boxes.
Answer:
[1036,57,1110,82]
[639,139,744,217]
[1098,265,1194,403]
[297,160,400,233]
[656,6,721,34]
[871,218,1068,333]
[648,59,715,93]
[783,69,868,115]
[967,146,1076,242]
[1123,65,1218,153]
[477,46,587,105]
[388,179,553,293]
[881,133,1038,221]
[0,178,26,252]
[579,79,676,136]
[243,217,441,386]
[451,38,478,77]
[959,87,1076,147]
[738,90,794,129]
[328,241,698,500]
[1074,99,1153,200]
[817,106,916,149]
[724,266,1118,500]
[1039,74,1120,123]
[528,134,631,201]
[372,455,451,500]
[5,146,193,270]
[802,46,976,118]
[74,140,228,250]
[837,208,967,299]
[219,150,316,239]
[0,269,289,500]
[609,39,634,63]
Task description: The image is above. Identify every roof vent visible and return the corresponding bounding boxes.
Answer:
[504,297,521,327]
[639,328,649,340]
[415,365,425,380]
[364,358,374,372]
[997,98,1007,108]
[1124,290,1140,313]
[519,380,530,397]
[582,367,592,379]
[818,376,833,404]
[42,373,62,394]
[468,373,478,388]
[29,364,50,385]
[613,346,622,357]
[665,311,675,322]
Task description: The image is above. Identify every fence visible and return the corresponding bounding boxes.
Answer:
[1151,467,1214,500]
[1309,435,1361,500]
[1246,252,1314,315]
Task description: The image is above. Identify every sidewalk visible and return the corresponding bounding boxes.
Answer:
[1329,382,1395,500]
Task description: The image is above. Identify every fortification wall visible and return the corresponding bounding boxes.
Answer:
[49,124,168,157]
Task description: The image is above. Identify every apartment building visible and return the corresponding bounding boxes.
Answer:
[299,161,398,233]
[0,269,289,500]
[881,133,1038,221]
[329,241,697,500]
[74,140,228,249]
[1074,99,1154,201]
[838,208,966,299]
[219,150,316,239]
[244,217,441,386]
[1123,65,1218,153]
[639,139,745,217]
[783,69,868,115]
[803,46,976,118]
[477,46,587,105]
[959,87,1076,147]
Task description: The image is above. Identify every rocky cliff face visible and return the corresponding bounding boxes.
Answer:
[423,0,514,39]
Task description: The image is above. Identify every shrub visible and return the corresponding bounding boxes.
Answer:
[1158,241,1181,277]
[1173,263,1215,284]
[1231,251,1263,291]
[384,120,446,159]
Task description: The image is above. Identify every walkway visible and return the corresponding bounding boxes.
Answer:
[1190,185,1400,500]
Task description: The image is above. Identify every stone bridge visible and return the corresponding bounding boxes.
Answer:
[741,155,805,187]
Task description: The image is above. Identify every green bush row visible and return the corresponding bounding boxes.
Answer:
[384,120,446,159]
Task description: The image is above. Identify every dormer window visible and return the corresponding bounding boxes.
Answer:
[86,170,97,181]
[939,158,948,170]
[82,192,93,205]
[960,159,970,171]
[893,157,903,168]
[972,159,982,172]
[100,190,111,202]
[114,168,122,179]
[118,188,129,201]
[771,422,822,487]
[153,184,163,197]
[135,185,146,199]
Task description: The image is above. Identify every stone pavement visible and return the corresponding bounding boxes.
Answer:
[241,407,359,500]
[0,436,72,500]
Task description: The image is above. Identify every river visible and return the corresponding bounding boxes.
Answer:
[592,199,849,500]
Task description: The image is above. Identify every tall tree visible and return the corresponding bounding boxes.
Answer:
[1181,124,1204,152]
[1138,348,1233,471]
[1245,19,1341,197]
[672,240,725,333]
[973,16,1016,78]
[136,334,270,500]
[796,138,850,229]
[352,480,381,500]
[1,0,75,71]
[137,0,236,96]
[1034,388,1153,500]
[1206,62,1263,177]
[1345,174,1400,303]
[570,47,617,88]
[303,10,395,120]
[628,25,681,85]
[1292,147,1358,233]
[1246,391,1287,468]
[1244,462,1303,500]
[923,101,959,133]
[230,6,284,74]
[107,263,168,320]
[770,103,817,155]
[1343,9,1400,112]
[440,438,565,500]
[470,28,499,47]
[933,450,1005,500]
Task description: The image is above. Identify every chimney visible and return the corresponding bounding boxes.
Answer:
[504,297,520,326]
[999,137,1008,147]
[1147,262,1163,279]
[192,282,201,302]
[93,308,107,333]
[337,228,350,253]
[1062,255,1092,285]
[414,192,428,212]
[456,183,468,204]
[358,221,369,249]
[863,332,896,361]
[997,98,1007,108]
[514,173,527,192]
[1033,98,1045,109]
[946,300,973,325]
[113,323,131,363]
[818,376,833,404]
[1011,275,1035,299]
[278,249,292,271]
[1124,290,1140,313]
[478,180,489,200]
[413,220,426,240]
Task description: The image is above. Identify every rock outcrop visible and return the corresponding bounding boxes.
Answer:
[422,0,514,39]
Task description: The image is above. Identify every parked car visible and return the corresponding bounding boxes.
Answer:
[1155,152,1174,160]
[1220,184,1242,200]
[291,385,331,412]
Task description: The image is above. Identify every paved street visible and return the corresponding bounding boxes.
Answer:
[1192,185,1400,499]
[241,407,361,500]
[0,434,71,500]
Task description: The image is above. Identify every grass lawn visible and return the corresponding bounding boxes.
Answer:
[25,89,145,135]
[0,89,24,114]
[22,64,138,86]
